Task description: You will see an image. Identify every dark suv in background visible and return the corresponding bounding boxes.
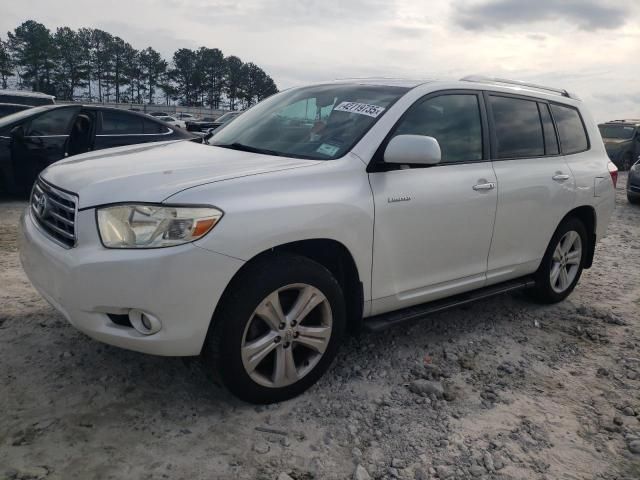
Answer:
[599,120,640,170]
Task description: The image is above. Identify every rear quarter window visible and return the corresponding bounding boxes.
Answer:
[550,104,589,154]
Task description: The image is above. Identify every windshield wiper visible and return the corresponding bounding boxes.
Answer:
[216,142,282,157]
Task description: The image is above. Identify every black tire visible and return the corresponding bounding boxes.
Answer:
[204,253,346,404]
[622,153,633,171]
[531,217,588,304]
[629,194,640,205]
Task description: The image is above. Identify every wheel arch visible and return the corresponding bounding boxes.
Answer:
[208,238,364,342]
[562,205,597,269]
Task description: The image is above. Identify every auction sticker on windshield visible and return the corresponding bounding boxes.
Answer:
[334,101,385,118]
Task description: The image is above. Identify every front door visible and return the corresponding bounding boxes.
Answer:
[12,106,79,190]
[369,92,498,315]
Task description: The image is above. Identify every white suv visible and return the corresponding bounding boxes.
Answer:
[20,77,617,403]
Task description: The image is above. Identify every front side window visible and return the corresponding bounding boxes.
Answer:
[26,108,77,136]
[390,94,483,163]
[100,110,144,135]
[211,84,409,160]
[551,104,589,154]
[490,96,544,159]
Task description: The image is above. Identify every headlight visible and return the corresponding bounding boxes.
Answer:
[97,204,223,248]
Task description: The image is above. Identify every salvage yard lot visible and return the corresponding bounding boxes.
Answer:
[1,174,639,480]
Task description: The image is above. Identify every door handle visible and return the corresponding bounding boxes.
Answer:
[552,174,570,181]
[473,182,495,191]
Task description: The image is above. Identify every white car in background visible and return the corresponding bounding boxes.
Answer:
[20,77,616,404]
[156,115,186,129]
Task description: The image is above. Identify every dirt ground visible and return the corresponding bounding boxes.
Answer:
[1,174,639,480]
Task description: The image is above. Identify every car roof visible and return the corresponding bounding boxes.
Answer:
[0,102,31,108]
[315,76,583,104]
[0,89,56,100]
[600,120,640,126]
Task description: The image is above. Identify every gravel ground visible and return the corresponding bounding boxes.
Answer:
[1,174,639,480]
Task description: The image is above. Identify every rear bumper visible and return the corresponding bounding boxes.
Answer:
[19,209,244,356]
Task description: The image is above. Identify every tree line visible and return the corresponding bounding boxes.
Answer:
[0,20,278,110]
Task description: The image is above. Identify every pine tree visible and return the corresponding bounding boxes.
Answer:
[7,20,56,93]
[0,39,13,89]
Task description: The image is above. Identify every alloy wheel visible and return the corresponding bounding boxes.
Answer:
[550,230,582,294]
[241,283,333,388]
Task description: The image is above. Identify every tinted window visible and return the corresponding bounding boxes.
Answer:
[26,108,76,136]
[143,118,169,134]
[100,110,144,134]
[490,96,544,158]
[539,103,559,155]
[551,104,588,154]
[392,94,483,163]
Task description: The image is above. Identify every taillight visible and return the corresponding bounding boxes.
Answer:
[608,161,618,188]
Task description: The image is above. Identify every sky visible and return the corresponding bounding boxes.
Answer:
[1,0,639,121]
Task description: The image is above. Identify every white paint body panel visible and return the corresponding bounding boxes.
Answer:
[369,162,497,315]
[20,79,616,356]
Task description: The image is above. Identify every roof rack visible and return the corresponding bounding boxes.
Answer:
[460,75,579,100]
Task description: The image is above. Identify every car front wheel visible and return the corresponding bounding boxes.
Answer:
[205,253,346,403]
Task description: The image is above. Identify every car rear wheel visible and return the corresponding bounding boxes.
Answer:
[204,253,346,403]
[622,153,633,171]
[629,194,640,205]
[531,217,587,304]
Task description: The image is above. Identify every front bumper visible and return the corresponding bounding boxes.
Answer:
[19,208,244,356]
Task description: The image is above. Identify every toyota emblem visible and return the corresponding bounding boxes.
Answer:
[35,194,48,217]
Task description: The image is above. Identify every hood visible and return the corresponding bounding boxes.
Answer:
[41,140,322,208]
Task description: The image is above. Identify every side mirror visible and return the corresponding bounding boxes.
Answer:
[384,135,441,165]
[10,125,25,140]
[204,128,215,142]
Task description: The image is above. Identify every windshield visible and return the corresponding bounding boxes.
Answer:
[0,105,55,129]
[211,84,409,160]
[599,125,636,140]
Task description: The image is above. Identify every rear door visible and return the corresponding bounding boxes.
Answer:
[369,91,498,315]
[94,110,174,150]
[485,93,575,283]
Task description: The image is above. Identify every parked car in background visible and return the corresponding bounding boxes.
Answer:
[599,120,640,170]
[0,105,199,193]
[19,77,616,403]
[0,103,32,118]
[0,89,55,106]
[185,115,219,132]
[628,156,640,204]
[156,115,186,129]
[207,111,243,134]
[176,112,197,121]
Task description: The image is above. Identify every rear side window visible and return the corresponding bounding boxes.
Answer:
[539,103,559,155]
[550,104,589,154]
[26,108,76,136]
[490,96,544,158]
[100,110,144,135]
[143,118,170,134]
[392,94,483,163]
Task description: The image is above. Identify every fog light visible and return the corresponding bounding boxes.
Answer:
[128,309,161,335]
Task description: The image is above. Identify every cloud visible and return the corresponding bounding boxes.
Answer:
[454,0,630,31]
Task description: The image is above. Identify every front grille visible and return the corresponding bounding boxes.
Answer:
[30,179,78,248]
